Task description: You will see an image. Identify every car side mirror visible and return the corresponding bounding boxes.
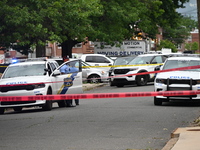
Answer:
[154,65,162,71]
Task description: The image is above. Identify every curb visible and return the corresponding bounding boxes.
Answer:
[83,83,107,91]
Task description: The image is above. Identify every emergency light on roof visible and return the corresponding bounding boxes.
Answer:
[26,57,48,61]
[11,58,27,64]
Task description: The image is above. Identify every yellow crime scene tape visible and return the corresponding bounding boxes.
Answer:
[82,63,163,68]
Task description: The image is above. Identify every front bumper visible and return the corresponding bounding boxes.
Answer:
[155,83,200,100]
[101,73,109,82]
[0,88,47,108]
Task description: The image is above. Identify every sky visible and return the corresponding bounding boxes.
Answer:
[176,0,197,20]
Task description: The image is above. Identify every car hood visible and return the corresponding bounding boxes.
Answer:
[0,76,49,85]
[156,71,200,80]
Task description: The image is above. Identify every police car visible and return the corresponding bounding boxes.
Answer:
[154,56,200,105]
[0,58,82,114]
[109,54,170,87]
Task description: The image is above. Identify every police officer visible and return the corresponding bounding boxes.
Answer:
[59,56,74,107]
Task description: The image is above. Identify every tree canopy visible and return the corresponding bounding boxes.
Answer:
[157,39,178,52]
[0,0,192,57]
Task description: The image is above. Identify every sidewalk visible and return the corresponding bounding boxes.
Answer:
[162,126,200,150]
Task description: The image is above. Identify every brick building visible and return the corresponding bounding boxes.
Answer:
[46,41,94,58]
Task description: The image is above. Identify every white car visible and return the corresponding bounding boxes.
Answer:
[154,56,200,105]
[0,58,83,114]
[82,61,108,83]
[109,54,171,87]
[80,54,114,71]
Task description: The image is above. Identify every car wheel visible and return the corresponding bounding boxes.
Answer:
[58,100,67,107]
[154,97,162,106]
[136,74,148,86]
[109,79,115,86]
[13,107,22,112]
[0,108,5,114]
[88,75,101,83]
[75,99,79,105]
[42,89,52,111]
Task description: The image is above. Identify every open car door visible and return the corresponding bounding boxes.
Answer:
[51,59,83,95]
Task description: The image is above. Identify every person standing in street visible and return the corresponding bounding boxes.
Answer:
[59,56,74,107]
[68,61,79,106]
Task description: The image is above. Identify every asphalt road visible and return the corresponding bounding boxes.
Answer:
[0,83,200,150]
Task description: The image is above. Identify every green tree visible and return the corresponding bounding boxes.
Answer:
[0,0,190,57]
[157,39,177,52]
[191,42,199,51]
[162,16,198,46]
[185,43,192,50]
[185,42,199,52]
[0,0,55,56]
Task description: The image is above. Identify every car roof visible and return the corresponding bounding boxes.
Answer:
[137,53,170,57]
[9,58,59,67]
[81,54,106,56]
[166,56,200,61]
[9,61,47,66]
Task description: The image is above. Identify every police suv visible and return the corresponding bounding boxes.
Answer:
[0,58,82,114]
[154,56,200,105]
[109,54,171,87]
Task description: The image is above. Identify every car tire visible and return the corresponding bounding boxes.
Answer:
[58,100,67,107]
[136,74,148,86]
[13,107,22,112]
[88,75,101,83]
[0,108,5,114]
[109,79,115,86]
[42,89,53,111]
[75,99,79,105]
[154,97,162,106]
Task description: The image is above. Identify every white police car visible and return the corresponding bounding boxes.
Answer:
[154,56,200,105]
[109,54,170,87]
[0,58,82,114]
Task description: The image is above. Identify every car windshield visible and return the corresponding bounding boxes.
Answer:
[163,60,200,71]
[128,56,153,65]
[114,57,135,65]
[2,64,46,78]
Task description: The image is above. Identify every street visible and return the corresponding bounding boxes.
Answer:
[0,83,200,150]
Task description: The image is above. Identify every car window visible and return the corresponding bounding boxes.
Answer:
[66,60,81,73]
[95,56,110,63]
[50,62,57,71]
[162,55,169,62]
[114,57,135,65]
[85,56,110,63]
[85,56,93,62]
[129,56,153,64]
[151,56,163,64]
[163,60,200,71]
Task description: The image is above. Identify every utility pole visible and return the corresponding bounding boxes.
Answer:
[197,0,200,53]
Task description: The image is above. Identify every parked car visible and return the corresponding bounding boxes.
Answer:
[80,54,114,71]
[0,58,83,114]
[108,56,136,86]
[109,54,171,87]
[82,61,108,83]
[154,56,200,105]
